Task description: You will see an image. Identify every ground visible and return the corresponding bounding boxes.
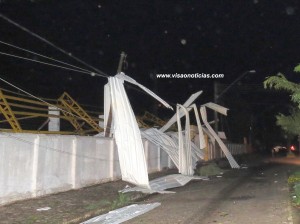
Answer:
[0,154,300,224]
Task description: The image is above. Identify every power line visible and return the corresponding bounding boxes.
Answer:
[0,14,168,105]
[0,40,94,74]
[0,51,108,77]
[0,13,109,78]
[0,14,173,115]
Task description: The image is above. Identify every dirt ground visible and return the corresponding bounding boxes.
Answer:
[0,155,299,224]
[0,169,177,224]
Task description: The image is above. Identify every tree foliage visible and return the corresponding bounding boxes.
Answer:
[264,66,300,136]
[264,73,300,105]
[276,110,300,136]
[294,64,300,73]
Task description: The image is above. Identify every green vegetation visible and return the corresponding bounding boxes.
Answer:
[24,216,39,224]
[288,171,300,206]
[264,65,300,136]
[111,192,130,210]
[85,199,111,210]
[264,65,300,105]
[294,184,300,206]
[194,162,224,176]
[288,171,300,185]
[84,193,130,211]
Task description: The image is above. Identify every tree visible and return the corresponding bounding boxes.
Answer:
[275,110,300,136]
[264,64,300,136]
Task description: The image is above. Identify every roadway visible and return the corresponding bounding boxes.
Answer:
[124,156,299,224]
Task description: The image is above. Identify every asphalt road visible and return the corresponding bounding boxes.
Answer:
[124,158,297,224]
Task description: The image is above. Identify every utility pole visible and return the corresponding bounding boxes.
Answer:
[105,52,127,137]
[214,69,256,139]
[150,70,159,116]
[117,51,127,73]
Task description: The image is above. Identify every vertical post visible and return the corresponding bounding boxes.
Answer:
[110,139,114,180]
[71,137,77,189]
[214,82,219,158]
[144,140,149,170]
[48,106,60,131]
[214,81,218,133]
[298,135,300,154]
[150,71,159,116]
[32,136,40,197]
[157,145,161,171]
[204,134,209,161]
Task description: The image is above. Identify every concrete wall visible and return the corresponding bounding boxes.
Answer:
[0,133,173,205]
[0,133,245,205]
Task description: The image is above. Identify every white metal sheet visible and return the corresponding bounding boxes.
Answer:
[191,104,206,149]
[160,91,202,132]
[200,106,240,168]
[108,76,150,188]
[142,128,179,168]
[202,102,229,115]
[177,104,193,176]
[81,203,161,224]
[116,73,173,110]
[121,174,207,194]
[107,73,173,189]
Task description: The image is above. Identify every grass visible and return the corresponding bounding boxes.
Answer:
[25,215,39,224]
[85,199,111,210]
[111,192,130,210]
[294,184,300,206]
[85,193,130,211]
[288,171,300,185]
[288,171,300,206]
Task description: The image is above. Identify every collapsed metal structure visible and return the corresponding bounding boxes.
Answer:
[103,73,240,192]
[0,73,242,192]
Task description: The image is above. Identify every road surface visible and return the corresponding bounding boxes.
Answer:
[124,158,297,224]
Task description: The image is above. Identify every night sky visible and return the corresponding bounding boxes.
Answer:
[0,1,299,145]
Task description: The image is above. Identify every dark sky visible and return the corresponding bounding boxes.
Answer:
[0,0,299,113]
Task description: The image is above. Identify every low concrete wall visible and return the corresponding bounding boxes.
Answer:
[0,133,174,205]
[0,133,246,205]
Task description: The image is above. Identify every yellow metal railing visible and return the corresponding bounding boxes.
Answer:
[0,89,103,135]
[58,92,103,134]
[0,89,22,132]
